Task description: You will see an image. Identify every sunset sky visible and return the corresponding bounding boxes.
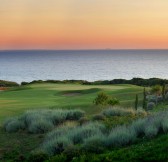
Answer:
[1,0,168,50]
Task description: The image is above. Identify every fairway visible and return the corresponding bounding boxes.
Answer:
[0,83,143,122]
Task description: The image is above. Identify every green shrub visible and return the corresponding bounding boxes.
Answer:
[46,154,67,162]
[108,98,120,106]
[130,118,147,137]
[3,109,85,134]
[151,85,162,95]
[93,92,119,106]
[102,107,135,117]
[63,145,81,160]
[147,102,156,110]
[93,92,109,106]
[162,118,168,133]
[82,134,106,153]
[105,126,136,147]
[46,126,73,141]
[66,110,85,120]
[28,151,49,162]
[135,109,147,116]
[144,125,158,138]
[68,123,105,144]
[28,119,54,134]
[41,137,73,156]
[4,118,25,133]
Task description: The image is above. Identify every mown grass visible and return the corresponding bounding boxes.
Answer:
[0,83,144,122]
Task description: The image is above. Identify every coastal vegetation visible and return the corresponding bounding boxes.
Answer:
[0,80,168,161]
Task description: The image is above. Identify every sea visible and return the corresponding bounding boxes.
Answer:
[0,50,168,83]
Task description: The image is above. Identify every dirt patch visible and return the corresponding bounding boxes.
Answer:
[63,93,81,96]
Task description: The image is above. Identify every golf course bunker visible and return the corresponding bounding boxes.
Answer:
[63,92,81,96]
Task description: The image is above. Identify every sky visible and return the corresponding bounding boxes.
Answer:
[1,0,168,50]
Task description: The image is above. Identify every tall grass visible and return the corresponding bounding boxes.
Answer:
[3,109,85,134]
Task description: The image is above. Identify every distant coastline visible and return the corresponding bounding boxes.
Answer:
[1,77,168,87]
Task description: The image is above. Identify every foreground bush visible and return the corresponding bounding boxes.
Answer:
[40,110,168,156]
[3,109,85,134]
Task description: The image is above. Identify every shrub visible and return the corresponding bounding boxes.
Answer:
[135,109,147,116]
[42,137,73,156]
[151,85,162,95]
[82,134,106,153]
[105,126,136,147]
[63,145,81,160]
[68,123,105,144]
[66,110,85,120]
[108,98,120,106]
[144,125,158,138]
[102,107,135,117]
[4,118,25,133]
[147,102,155,110]
[45,126,72,141]
[28,151,49,162]
[162,118,168,133]
[130,118,147,137]
[28,119,54,134]
[93,92,109,106]
[93,92,119,106]
[3,109,85,134]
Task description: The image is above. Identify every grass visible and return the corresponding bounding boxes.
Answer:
[1,83,165,161]
[0,83,144,122]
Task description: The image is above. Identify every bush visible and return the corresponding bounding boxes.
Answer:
[108,98,120,106]
[42,137,73,156]
[28,151,49,162]
[151,85,162,95]
[144,125,158,138]
[68,123,105,144]
[66,110,85,120]
[135,109,147,116]
[63,145,81,160]
[28,119,54,134]
[102,107,135,117]
[3,109,85,134]
[93,92,119,106]
[130,118,147,137]
[162,118,168,133]
[82,134,106,153]
[105,126,136,147]
[147,102,155,110]
[93,92,109,106]
[4,118,25,133]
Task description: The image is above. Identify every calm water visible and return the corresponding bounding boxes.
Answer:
[0,50,168,83]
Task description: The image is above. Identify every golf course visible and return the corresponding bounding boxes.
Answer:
[0,82,168,162]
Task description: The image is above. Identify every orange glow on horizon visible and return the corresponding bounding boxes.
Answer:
[1,0,168,49]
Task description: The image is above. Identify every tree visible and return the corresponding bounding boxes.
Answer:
[135,94,138,110]
[162,83,166,101]
[151,85,162,96]
[93,92,109,106]
[142,88,147,110]
[93,92,119,106]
